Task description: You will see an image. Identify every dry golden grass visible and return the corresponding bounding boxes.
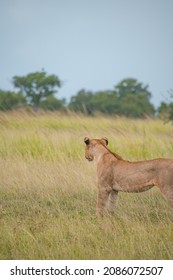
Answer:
[0,110,173,259]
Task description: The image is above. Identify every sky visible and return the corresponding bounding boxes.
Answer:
[0,0,173,108]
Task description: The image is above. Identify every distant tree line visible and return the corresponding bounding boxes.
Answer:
[0,70,171,119]
[69,79,155,118]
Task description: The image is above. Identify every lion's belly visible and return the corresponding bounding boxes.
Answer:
[111,161,158,192]
[113,182,154,193]
[112,171,156,193]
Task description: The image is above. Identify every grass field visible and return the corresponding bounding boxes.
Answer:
[0,110,173,260]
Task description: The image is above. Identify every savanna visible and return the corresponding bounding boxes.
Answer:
[0,110,173,259]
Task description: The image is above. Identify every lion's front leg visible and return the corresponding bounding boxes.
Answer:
[107,190,118,214]
[96,186,110,216]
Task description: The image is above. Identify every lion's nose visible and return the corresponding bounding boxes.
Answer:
[85,155,93,161]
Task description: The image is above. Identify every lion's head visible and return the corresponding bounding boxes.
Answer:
[84,137,108,161]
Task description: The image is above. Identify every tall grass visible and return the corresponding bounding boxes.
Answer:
[0,110,173,259]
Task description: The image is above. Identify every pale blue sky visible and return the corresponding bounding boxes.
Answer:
[0,0,173,107]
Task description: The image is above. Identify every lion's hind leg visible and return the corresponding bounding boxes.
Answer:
[165,189,173,208]
[158,185,173,207]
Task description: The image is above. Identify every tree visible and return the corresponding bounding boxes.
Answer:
[69,89,119,115]
[114,78,155,117]
[88,91,119,114]
[115,78,150,98]
[40,95,66,111]
[157,90,173,120]
[12,70,61,109]
[69,89,93,114]
[157,102,169,117]
[68,79,155,117]
[0,90,26,111]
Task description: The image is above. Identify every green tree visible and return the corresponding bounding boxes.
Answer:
[69,89,93,114]
[0,90,26,111]
[114,78,155,117]
[157,90,173,120]
[69,89,119,115]
[40,95,66,111]
[157,102,169,117]
[69,79,155,117]
[12,70,61,109]
[89,91,119,114]
[115,78,150,98]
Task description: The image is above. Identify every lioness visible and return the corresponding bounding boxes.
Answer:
[84,137,173,216]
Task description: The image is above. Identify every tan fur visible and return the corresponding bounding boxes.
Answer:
[84,137,173,216]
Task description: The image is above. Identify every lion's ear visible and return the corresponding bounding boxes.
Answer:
[101,137,108,146]
[84,137,90,145]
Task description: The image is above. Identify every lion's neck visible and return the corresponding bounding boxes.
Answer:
[93,145,117,165]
